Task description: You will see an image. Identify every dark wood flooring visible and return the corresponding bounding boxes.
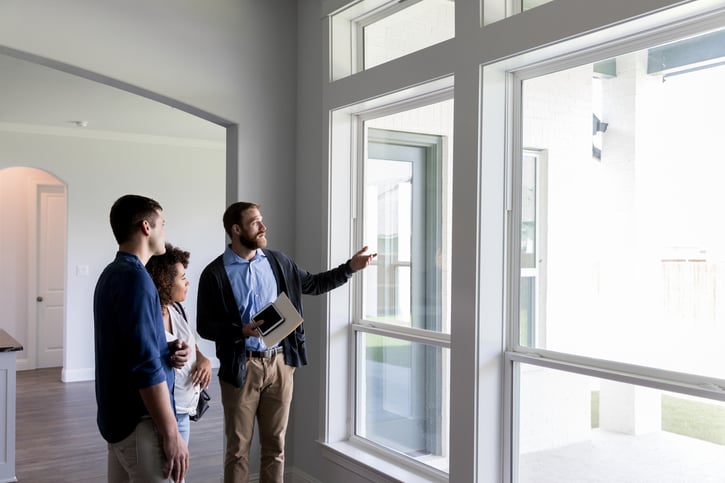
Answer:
[16,367,224,482]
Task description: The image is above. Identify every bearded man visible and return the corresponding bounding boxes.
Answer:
[196,202,375,483]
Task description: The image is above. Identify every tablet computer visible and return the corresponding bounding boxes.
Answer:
[253,303,286,336]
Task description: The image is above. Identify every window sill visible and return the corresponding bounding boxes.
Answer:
[318,440,447,483]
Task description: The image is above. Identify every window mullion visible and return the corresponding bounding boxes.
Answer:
[508,350,725,402]
[353,320,451,349]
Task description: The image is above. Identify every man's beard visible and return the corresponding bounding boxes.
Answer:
[238,232,266,250]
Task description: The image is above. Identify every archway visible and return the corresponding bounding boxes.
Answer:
[0,51,228,382]
[0,167,66,370]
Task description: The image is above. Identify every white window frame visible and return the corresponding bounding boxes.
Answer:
[321,1,725,482]
[320,80,453,483]
[328,0,454,81]
[328,0,406,81]
[355,126,449,469]
[497,6,725,482]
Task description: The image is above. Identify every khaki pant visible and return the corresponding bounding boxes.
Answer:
[108,417,171,483]
[221,354,295,483]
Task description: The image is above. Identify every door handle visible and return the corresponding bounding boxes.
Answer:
[36,296,43,302]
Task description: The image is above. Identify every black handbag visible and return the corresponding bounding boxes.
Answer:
[189,388,210,422]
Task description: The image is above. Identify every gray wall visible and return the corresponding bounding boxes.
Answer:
[0,0,298,253]
[0,132,225,379]
[0,0,298,479]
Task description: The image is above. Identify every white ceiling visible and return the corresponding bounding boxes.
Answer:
[0,53,225,143]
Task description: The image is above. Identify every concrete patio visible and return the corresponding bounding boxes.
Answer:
[520,429,725,483]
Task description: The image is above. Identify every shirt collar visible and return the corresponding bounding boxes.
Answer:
[116,251,143,266]
[223,244,266,266]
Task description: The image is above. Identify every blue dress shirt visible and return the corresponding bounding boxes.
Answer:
[223,245,278,351]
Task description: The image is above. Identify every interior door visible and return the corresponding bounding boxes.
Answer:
[36,184,66,368]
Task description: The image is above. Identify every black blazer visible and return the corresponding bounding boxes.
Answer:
[196,248,352,387]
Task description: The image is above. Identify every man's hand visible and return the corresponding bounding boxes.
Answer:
[163,430,189,482]
[242,320,262,338]
[349,246,378,272]
[168,339,190,369]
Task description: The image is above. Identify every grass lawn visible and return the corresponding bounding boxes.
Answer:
[591,390,725,445]
[365,333,411,367]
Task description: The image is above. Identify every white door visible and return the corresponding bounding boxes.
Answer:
[36,184,66,368]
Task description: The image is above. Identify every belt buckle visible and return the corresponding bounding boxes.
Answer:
[247,347,281,359]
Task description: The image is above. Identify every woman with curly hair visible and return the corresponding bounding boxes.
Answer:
[147,243,211,444]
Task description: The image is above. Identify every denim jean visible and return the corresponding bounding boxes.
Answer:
[176,412,191,445]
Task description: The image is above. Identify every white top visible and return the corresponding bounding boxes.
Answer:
[165,304,200,415]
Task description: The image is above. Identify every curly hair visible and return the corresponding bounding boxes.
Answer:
[146,243,190,306]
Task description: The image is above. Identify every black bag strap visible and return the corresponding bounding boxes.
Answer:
[172,302,188,324]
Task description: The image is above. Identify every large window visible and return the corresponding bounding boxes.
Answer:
[322,0,725,481]
[509,24,725,482]
[354,98,453,475]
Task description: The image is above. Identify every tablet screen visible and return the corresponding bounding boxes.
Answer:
[253,304,285,336]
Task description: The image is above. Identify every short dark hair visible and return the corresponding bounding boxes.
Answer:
[222,202,260,238]
[146,243,190,306]
[109,194,163,244]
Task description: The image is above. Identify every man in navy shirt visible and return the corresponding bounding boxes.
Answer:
[94,194,189,482]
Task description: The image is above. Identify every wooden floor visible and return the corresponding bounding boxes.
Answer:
[16,367,224,482]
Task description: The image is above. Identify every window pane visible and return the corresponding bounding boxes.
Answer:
[522,0,553,11]
[520,276,535,346]
[363,100,453,333]
[357,333,449,472]
[364,0,455,70]
[517,362,725,483]
[521,153,537,270]
[519,27,725,378]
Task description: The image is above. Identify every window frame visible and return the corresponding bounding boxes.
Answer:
[355,124,450,466]
[500,9,725,482]
[321,1,725,482]
[328,0,455,81]
[321,82,453,483]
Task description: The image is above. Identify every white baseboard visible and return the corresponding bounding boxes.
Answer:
[16,363,94,383]
[61,367,94,382]
[15,357,30,371]
[16,359,219,383]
